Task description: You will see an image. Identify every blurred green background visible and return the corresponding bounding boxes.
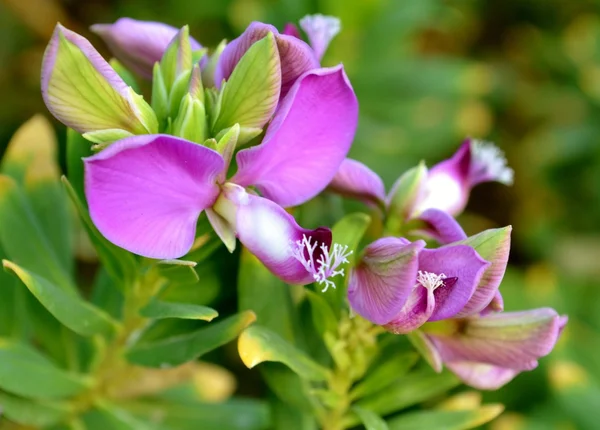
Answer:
[1,0,599,428]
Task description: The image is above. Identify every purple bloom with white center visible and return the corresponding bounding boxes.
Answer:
[91,18,204,79]
[328,139,514,240]
[348,236,490,333]
[83,65,358,285]
[417,309,568,389]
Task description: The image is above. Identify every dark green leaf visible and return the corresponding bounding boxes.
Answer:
[350,352,419,399]
[386,406,504,430]
[156,259,199,286]
[352,406,389,430]
[140,299,218,321]
[0,391,72,427]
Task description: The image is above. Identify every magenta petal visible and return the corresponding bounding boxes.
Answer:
[445,361,520,390]
[384,283,436,334]
[84,135,224,259]
[214,21,318,98]
[216,184,332,285]
[419,246,489,321]
[480,291,504,316]
[91,18,203,79]
[282,23,301,39]
[427,308,565,371]
[328,158,386,208]
[348,238,425,325]
[233,66,358,207]
[417,209,467,244]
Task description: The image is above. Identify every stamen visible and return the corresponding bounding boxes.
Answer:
[470,140,514,185]
[291,235,353,293]
[416,270,447,291]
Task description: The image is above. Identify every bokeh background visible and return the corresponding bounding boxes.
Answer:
[1,0,599,428]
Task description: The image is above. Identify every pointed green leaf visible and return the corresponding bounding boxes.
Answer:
[160,26,192,92]
[140,299,218,322]
[83,128,134,144]
[66,128,92,201]
[3,261,120,337]
[350,352,419,400]
[62,177,138,287]
[126,311,256,367]
[328,213,372,312]
[109,58,140,92]
[152,62,169,129]
[172,94,206,143]
[387,405,504,430]
[0,175,74,291]
[386,162,428,233]
[352,406,389,430]
[82,402,154,430]
[156,259,199,286]
[202,39,226,88]
[0,339,93,399]
[238,325,331,382]
[0,391,73,427]
[306,290,338,337]
[213,33,281,133]
[353,368,460,419]
[407,330,443,372]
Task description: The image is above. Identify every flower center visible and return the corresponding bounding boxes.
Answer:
[470,139,514,185]
[416,270,447,291]
[291,234,353,292]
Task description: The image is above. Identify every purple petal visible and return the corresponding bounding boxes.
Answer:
[416,208,467,244]
[299,14,341,61]
[419,245,489,321]
[480,291,504,316]
[348,238,425,325]
[384,282,436,334]
[214,183,332,285]
[91,18,203,79]
[328,158,386,208]
[445,361,520,390]
[232,66,358,207]
[282,23,301,39]
[427,308,565,371]
[214,21,319,98]
[84,135,224,259]
[454,226,512,318]
[468,139,514,186]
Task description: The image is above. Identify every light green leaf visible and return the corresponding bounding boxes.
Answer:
[160,26,192,92]
[328,213,372,312]
[238,325,331,382]
[386,162,427,233]
[156,259,199,286]
[386,405,504,430]
[172,94,207,143]
[3,261,120,337]
[109,58,140,92]
[82,402,155,430]
[66,128,92,201]
[212,33,281,133]
[352,406,389,430]
[126,311,256,367]
[407,330,442,372]
[353,368,460,419]
[202,39,226,88]
[0,391,73,427]
[151,62,169,129]
[0,339,92,399]
[350,352,419,400]
[62,176,138,287]
[140,299,218,322]
[82,128,134,144]
[0,175,74,292]
[306,290,338,337]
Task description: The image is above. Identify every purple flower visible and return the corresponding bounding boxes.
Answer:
[348,237,490,333]
[328,139,514,238]
[91,18,204,79]
[299,14,341,61]
[84,66,358,285]
[214,22,319,98]
[418,309,567,389]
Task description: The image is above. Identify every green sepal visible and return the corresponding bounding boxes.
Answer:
[212,33,281,135]
[3,260,120,338]
[169,68,192,119]
[83,128,134,145]
[188,64,205,103]
[160,25,192,92]
[172,93,207,144]
[386,161,428,234]
[202,39,226,88]
[109,58,139,93]
[151,62,169,129]
[192,48,208,67]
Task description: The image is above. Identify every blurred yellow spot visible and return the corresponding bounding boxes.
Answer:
[562,14,599,65]
[228,0,266,32]
[4,115,55,165]
[524,263,557,299]
[548,360,588,391]
[413,97,447,129]
[454,99,493,137]
[579,65,600,102]
[490,412,526,430]
[438,391,482,410]
[460,64,493,96]
[193,362,237,402]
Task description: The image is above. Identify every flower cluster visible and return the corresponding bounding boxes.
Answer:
[40,14,565,394]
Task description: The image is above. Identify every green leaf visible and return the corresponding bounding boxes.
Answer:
[212,33,281,133]
[0,391,73,427]
[160,26,192,92]
[82,402,155,430]
[385,162,427,233]
[83,128,134,145]
[109,58,140,93]
[305,290,338,337]
[238,249,298,342]
[124,398,271,430]
[350,352,419,400]
[386,406,504,430]
[140,299,218,322]
[0,339,92,399]
[156,259,199,286]
[3,261,120,337]
[171,94,207,143]
[407,330,442,372]
[126,311,256,367]
[0,175,74,292]
[238,325,330,382]
[202,39,226,88]
[328,213,372,312]
[62,176,138,287]
[352,406,389,430]
[151,62,169,129]
[353,368,460,419]
[66,128,92,201]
